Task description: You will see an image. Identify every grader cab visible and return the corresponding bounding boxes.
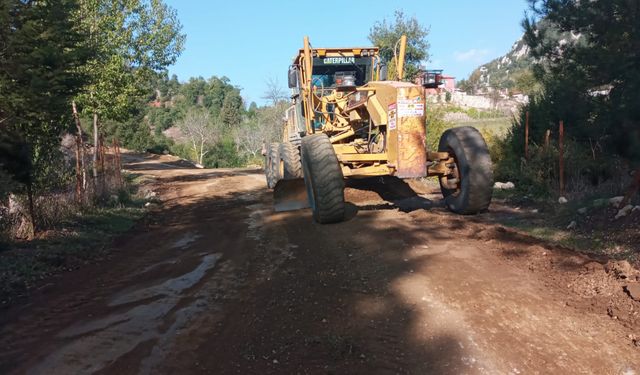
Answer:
[265,35,493,223]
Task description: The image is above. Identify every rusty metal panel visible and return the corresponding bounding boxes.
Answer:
[395,90,427,178]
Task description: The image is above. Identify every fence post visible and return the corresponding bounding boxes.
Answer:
[559,121,565,194]
[525,111,530,160]
[113,138,123,188]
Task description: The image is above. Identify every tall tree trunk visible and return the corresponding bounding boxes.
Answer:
[191,140,198,164]
[92,112,99,195]
[199,139,205,165]
[72,101,86,201]
[74,134,82,199]
[26,181,36,236]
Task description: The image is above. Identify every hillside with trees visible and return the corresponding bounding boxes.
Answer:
[494,0,640,199]
[458,37,534,94]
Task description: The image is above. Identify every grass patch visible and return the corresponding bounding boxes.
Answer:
[453,118,513,137]
[491,189,635,259]
[0,204,145,306]
[504,219,618,256]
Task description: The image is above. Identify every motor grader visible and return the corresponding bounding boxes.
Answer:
[265,35,493,223]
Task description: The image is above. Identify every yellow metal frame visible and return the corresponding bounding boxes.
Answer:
[287,35,451,180]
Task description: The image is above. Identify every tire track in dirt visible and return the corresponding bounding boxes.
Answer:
[0,153,639,374]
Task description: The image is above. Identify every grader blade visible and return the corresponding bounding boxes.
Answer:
[273,178,309,212]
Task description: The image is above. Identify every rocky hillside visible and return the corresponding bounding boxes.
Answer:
[474,36,533,91]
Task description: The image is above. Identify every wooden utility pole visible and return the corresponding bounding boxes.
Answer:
[525,111,530,159]
[559,121,565,194]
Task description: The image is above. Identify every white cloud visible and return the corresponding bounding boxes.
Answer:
[453,49,490,63]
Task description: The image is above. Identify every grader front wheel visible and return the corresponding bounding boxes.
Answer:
[438,126,493,214]
[301,134,345,224]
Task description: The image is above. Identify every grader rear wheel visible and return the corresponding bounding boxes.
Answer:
[301,134,345,224]
[265,143,281,189]
[279,142,303,180]
[438,126,493,214]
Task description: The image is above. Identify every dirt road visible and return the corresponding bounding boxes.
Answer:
[1,153,639,374]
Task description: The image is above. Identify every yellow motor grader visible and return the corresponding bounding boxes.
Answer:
[265,35,493,223]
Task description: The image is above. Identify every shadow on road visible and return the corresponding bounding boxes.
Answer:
[0,167,588,374]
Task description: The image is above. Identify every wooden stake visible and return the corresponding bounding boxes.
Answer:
[99,134,106,195]
[92,113,99,194]
[113,138,123,188]
[544,129,551,150]
[559,121,565,194]
[525,111,530,160]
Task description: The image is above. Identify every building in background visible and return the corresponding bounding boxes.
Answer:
[414,70,455,96]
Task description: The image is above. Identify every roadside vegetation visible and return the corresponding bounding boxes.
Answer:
[493,0,639,201]
[479,0,640,261]
[1,0,639,302]
[0,0,185,301]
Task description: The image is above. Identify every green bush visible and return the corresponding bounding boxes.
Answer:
[203,137,245,168]
[425,105,453,152]
[492,106,626,198]
[146,134,173,155]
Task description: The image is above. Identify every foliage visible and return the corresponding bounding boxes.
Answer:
[0,0,89,194]
[512,69,541,96]
[491,0,640,197]
[457,70,483,94]
[148,106,179,133]
[219,90,244,128]
[368,10,430,81]
[424,106,452,152]
[74,0,185,122]
[177,109,221,165]
[463,37,534,93]
[522,0,640,167]
[204,137,245,168]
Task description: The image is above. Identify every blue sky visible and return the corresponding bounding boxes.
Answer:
[165,0,529,105]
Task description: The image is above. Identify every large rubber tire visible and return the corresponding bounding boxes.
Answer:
[301,134,345,224]
[438,126,493,214]
[265,142,281,189]
[279,142,303,180]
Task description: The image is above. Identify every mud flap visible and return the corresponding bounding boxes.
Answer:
[273,178,310,212]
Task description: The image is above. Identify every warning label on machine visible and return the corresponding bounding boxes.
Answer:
[388,103,397,130]
[397,98,424,117]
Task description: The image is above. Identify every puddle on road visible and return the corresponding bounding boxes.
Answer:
[30,253,221,375]
[171,232,202,249]
[108,254,217,307]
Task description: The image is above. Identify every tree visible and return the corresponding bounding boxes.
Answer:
[178,110,220,165]
[261,77,288,107]
[219,90,243,128]
[1,0,88,141]
[522,0,640,165]
[232,119,266,161]
[0,0,90,231]
[467,70,482,94]
[73,0,185,188]
[368,10,430,81]
[246,101,258,119]
[513,69,540,96]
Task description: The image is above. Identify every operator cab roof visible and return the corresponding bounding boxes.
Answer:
[292,47,379,64]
